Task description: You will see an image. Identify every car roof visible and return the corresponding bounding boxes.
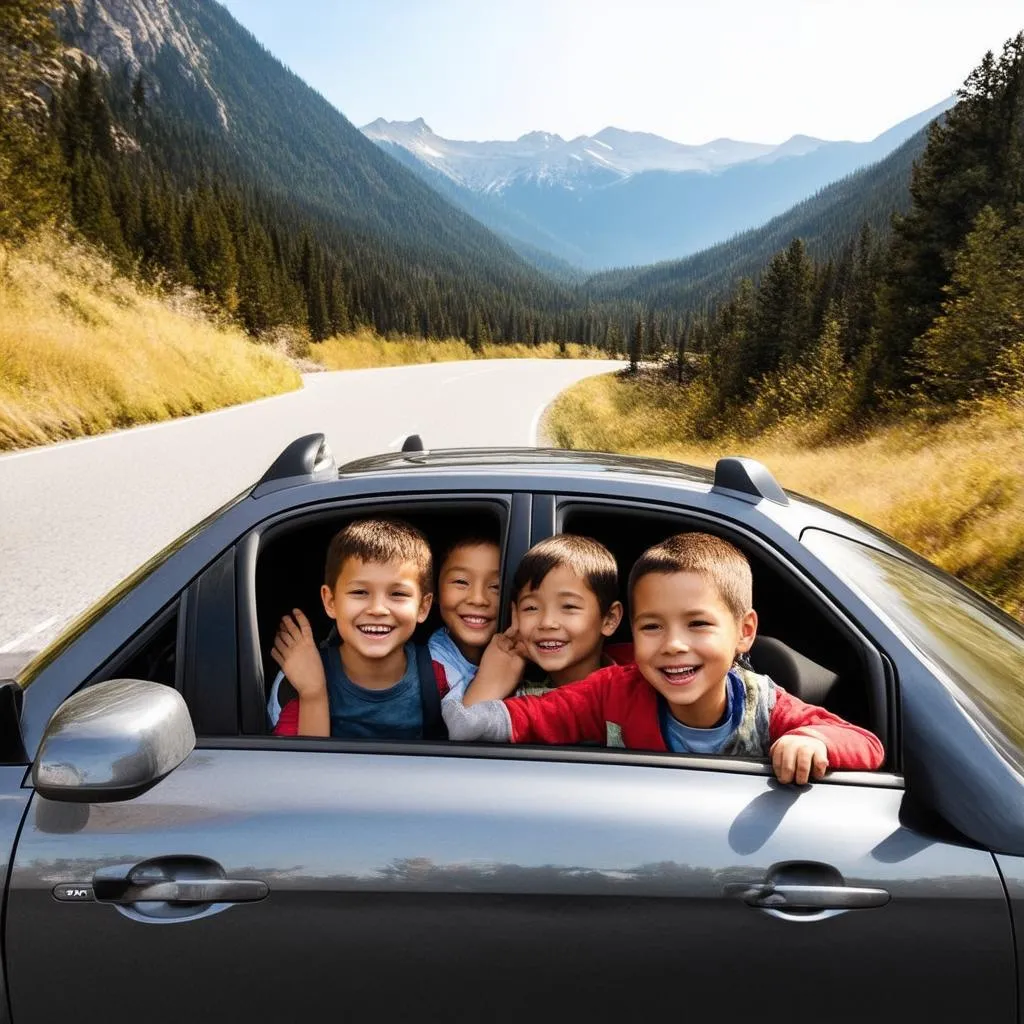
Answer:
[337,446,716,486]
[258,436,913,560]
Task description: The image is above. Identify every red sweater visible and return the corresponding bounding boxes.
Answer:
[503,663,884,769]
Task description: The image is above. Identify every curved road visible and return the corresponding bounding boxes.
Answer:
[0,359,622,671]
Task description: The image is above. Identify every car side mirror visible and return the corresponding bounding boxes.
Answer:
[32,679,195,803]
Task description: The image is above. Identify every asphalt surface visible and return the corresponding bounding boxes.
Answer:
[0,358,623,675]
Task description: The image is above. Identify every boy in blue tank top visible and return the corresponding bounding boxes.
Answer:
[271,518,438,738]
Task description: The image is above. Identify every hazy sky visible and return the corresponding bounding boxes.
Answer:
[219,0,1023,144]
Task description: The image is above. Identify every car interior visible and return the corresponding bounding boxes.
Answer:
[242,495,888,761]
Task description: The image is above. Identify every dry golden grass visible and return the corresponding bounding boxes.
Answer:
[547,372,1024,620]
[310,329,608,370]
[0,233,301,451]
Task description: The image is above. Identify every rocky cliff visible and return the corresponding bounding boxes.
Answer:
[59,0,228,127]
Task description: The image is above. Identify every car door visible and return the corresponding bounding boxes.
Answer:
[5,744,1013,1023]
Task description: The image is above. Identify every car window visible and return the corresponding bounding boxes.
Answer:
[803,528,1024,771]
[93,602,181,692]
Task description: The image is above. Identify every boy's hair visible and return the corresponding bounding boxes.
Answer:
[437,533,501,573]
[324,518,433,594]
[628,532,752,620]
[513,534,619,614]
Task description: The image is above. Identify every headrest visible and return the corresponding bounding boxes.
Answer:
[749,635,840,707]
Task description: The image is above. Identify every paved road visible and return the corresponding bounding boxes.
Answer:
[0,359,621,674]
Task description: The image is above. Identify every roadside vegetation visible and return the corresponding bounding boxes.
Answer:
[0,231,609,452]
[309,331,607,369]
[0,233,300,451]
[547,371,1024,621]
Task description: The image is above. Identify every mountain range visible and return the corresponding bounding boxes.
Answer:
[587,124,934,310]
[362,100,954,270]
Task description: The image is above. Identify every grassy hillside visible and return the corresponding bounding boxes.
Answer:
[546,372,1024,620]
[0,233,300,450]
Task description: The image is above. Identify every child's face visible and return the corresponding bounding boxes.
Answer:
[438,542,501,662]
[631,570,757,728]
[515,565,622,685]
[322,557,432,663]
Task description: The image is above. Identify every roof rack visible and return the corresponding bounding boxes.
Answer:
[253,433,337,497]
[711,457,789,506]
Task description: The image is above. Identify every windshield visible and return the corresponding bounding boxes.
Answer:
[803,528,1024,771]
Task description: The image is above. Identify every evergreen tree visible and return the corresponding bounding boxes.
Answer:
[915,205,1024,400]
[131,71,147,113]
[676,313,691,384]
[881,32,1024,389]
[0,0,67,241]
[629,314,643,373]
[70,151,127,262]
[752,239,813,377]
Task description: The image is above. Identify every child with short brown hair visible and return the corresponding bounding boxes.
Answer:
[270,517,441,738]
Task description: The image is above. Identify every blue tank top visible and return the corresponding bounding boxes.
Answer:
[323,642,424,740]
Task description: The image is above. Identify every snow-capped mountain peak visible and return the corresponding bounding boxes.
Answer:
[359,118,793,192]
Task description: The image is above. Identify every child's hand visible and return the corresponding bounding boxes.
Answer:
[769,732,829,785]
[492,621,531,663]
[271,609,326,699]
[463,620,529,706]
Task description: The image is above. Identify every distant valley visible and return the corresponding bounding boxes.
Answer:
[363,100,953,270]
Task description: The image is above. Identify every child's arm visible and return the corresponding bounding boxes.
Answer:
[270,609,329,737]
[461,625,528,706]
[768,689,885,783]
[444,672,613,745]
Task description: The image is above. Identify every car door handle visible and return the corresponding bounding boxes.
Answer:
[96,879,268,904]
[93,860,268,905]
[729,882,890,910]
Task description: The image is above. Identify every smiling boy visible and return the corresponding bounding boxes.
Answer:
[271,518,439,738]
[444,532,884,783]
[428,536,502,700]
[461,534,628,705]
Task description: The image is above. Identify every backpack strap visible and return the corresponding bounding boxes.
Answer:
[416,644,448,741]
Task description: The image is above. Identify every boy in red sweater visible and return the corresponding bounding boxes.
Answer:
[443,532,884,784]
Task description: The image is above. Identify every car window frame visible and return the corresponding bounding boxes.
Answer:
[196,735,902,788]
[85,597,185,694]
[203,487,903,790]
[802,526,1024,775]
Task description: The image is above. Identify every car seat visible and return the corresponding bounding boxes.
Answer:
[749,635,840,708]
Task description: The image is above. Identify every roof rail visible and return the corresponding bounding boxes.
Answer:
[253,433,337,497]
[401,434,425,452]
[711,457,789,506]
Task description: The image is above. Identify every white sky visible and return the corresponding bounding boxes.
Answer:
[219,0,1024,144]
